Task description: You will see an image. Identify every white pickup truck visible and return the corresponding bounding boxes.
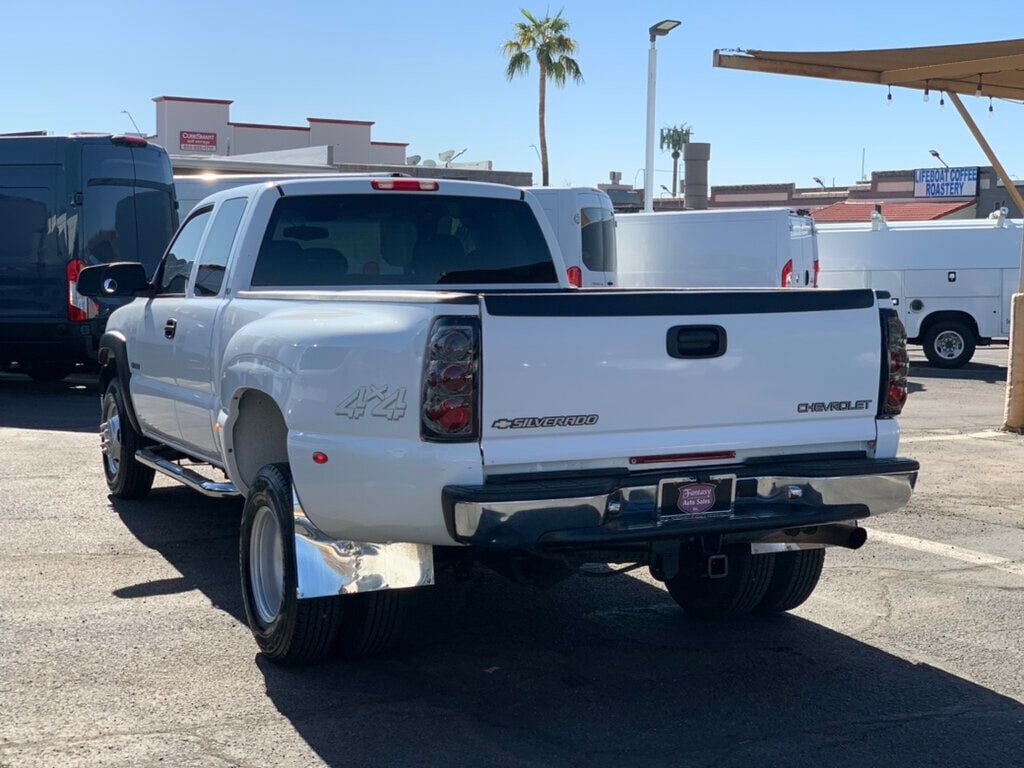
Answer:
[77,176,918,665]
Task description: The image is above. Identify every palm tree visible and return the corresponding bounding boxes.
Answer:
[660,123,693,197]
[503,9,583,186]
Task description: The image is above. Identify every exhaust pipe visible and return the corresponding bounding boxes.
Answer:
[733,523,868,551]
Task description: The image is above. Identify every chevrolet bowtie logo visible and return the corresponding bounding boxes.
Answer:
[492,419,514,429]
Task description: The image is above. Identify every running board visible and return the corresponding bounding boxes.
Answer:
[135,449,240,498]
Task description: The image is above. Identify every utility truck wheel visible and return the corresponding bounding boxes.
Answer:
[666,544,774,619]
[754,549,825,614]
[100,379,154,499]
[240,464,344,665]
[922,320,975,368]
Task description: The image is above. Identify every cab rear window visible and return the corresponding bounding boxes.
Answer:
[251,193,557,286]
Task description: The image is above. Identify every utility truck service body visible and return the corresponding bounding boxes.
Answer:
[817,214,1022,368]
[615,207,819,289]
[78,176,917,665]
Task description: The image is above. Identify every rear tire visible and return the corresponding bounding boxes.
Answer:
[922,319,975,368]
[665,544,774,619]
[101,379,154,499]
[754,548,826,615]
[240,463,409,665]
[240,464,344,666]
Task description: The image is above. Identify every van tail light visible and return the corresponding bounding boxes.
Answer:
[567,266,583,288]
[421,316,480,441]
[879,309,909,417]
[781,259,795,287]
[812,259,820,288]
[67,260,98,322]
[111,134,148,147]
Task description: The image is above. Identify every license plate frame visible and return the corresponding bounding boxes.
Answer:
[656,474,737,521]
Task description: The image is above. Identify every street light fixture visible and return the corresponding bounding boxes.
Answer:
[644,18,682,212]
[813,176,827,190]
[929,149,949,168]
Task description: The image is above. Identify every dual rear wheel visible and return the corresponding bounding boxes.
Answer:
[665,543,825,619]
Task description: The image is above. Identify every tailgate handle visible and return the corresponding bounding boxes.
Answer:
[667,325,726,359]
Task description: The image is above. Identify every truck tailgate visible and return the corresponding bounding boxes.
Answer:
[479,290,882,469]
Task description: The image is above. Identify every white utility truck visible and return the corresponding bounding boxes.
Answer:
[615,207,819,289]
[522,187,617,287]
[77,176,917,665]
[817,211,1023,368]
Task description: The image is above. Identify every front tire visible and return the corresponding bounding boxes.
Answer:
[101,379,154,499]
[665,543,774,619]
[754,548,825,614]
[922,320,975,368]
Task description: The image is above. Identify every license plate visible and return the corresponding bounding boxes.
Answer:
[656,475,736,520]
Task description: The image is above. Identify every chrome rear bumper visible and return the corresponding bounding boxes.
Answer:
[443,456,919,551]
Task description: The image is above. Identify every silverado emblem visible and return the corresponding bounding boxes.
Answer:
[677,483,716,514]
[491,414,599,430]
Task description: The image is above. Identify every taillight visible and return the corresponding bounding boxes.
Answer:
[781,259,794,287]
[67,260,98,322]
[372,179,438,191]
[111,134,148,147]
[567,266,583,288]
[422,316,480,441]
[812,259,820,288]
[879,309,909,417]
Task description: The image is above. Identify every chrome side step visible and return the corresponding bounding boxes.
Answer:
[135,449,240,498]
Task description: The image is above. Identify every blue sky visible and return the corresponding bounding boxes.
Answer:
[4,1,1023,189]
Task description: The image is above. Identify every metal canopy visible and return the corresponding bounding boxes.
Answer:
[713,39,1024,99]
[714,39,1024,432]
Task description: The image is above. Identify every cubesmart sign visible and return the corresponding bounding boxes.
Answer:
[179,131,217,152]
[914,167,978,198]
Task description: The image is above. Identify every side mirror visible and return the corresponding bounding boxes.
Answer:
[77,262,150,298]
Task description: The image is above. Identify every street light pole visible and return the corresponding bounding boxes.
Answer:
[644,19,681,212]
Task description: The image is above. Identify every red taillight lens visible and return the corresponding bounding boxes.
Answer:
[880,311,909,417]
[566,266,583,288]
[812,259,820,288]
[372,179,439,191]
[781,259,794,287]
[111,134,148,147]
[67,260,98,322]
[422,317,479,441]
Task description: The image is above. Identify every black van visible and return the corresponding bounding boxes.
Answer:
[0,134,177,381]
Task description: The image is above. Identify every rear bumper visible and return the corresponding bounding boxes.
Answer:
[443,456,919,551]
[0,319,103,363]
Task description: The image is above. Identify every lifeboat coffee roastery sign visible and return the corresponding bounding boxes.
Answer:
[914,167,978,198]
[179,131,217,152]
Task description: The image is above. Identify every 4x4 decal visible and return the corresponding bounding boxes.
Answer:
[336,385,408,421]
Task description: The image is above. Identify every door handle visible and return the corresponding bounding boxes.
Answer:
[164,318,177,340]
[667,325,727,359]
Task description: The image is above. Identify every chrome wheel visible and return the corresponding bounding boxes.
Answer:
[100,398,122,477]
[249,505,285,625]
[934,330,965,360]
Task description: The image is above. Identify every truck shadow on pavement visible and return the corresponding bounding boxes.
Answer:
[110,488,1024,768]
[0,372,99,432]
[910,360,1007,385]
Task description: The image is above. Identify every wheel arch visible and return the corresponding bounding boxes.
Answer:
[916,310,980,342]
[224,387,290,496]
[97,331,143,434]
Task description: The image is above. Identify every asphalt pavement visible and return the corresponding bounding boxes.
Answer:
[1,348,1022,767]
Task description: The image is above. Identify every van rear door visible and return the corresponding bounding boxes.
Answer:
[0,166,64,320]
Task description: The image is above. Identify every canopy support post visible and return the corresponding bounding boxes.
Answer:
[947,91,1024,431]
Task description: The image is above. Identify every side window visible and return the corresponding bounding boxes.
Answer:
[580,207,616,272]
[157,208,211,295]
[194,198,247,296]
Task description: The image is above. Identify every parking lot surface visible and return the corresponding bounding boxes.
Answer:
[1,348,1022,767]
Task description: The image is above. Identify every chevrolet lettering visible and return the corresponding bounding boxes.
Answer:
[797,399,873,414]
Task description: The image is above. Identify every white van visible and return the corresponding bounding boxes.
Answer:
[817,212,1022,368]
[614,207,818,290]
[523,187,617,287]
